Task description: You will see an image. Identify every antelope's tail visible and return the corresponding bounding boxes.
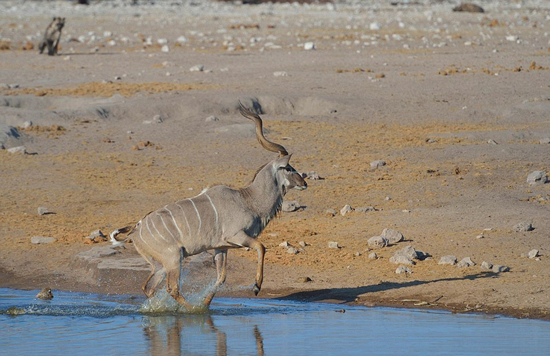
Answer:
[109,225,135,247]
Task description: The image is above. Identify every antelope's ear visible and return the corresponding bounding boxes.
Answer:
[274,154,292,169]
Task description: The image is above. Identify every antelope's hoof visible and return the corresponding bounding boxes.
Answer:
[253,283,261,296]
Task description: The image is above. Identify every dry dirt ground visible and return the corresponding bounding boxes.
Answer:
[1,0,550,319]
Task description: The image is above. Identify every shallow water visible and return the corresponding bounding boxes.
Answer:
[1,288,549,356]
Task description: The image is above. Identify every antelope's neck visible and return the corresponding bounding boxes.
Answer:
[240,170,284,223]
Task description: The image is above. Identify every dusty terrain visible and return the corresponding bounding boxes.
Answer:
[1,0,550,319]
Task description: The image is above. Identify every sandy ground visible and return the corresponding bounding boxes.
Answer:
[1,0,550,319]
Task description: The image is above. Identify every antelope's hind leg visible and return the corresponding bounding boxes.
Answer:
[165,249,193,309]
[203,249,228,307]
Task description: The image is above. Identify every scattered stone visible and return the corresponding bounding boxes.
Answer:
[487,139,498,145]
[189,64,204,72]
[340,204,353,216]
[370,160,386,169]
[298,276,312,283]
[7,146,26,154]
[36,288,53,300]
[481,261,493,270]
[354,251,362,257]
[325,209,337,217]
[161,45,169,53]
[298,241,307,248]
[176,36,188,44]
[395,245,419,260]
[381,228,404,245]
[282,200,300,212]
[528,249,539,259]
[287,247,299,254]
[273,71,288,77]
[395,265,412,274]
[492,265,510,273]
[22,121,33,129]
[367,236,388,248]
[328,241,340,249]
[304,42,315,50]
[426,138,437,144]
[438,255,457,265]
[31,236,56,244]
[152,114,164,123]
[369,22,381,31]
[390,254,415,265]
[279,241,290,248]
[453,3,484,13]
[88,229,106,242]
[38,207,50,216]
[355,206,376,213]
[527,171,548,186]
[305,171,322,180]
[539,138,550,144]
[205,115,219,122]
[514,222,534,232]
[368,252,378,260]
[457,257,476,268]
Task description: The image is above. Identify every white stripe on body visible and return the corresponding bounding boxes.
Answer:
[148,216,175,253]
[175,202,191,236]
[164,206,184,240]
[187,198,202,234]
[204,193,219,231]
[158,209,179,245]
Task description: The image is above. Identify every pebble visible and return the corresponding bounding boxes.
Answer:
[514,222,533,232]
[367,236,388,248]
[298,241,307,247]
[325,209,337,217]
[481,261,493,270]
[298,276,312,283]
[370,160,386,169]
[381,228,404,245]
[176,36,188,44]
[161,45,169,53]
[37,207,50,216]
[205,115,219,122]
[303,42,315,50]
[492,265,510,273]
[369,22,381,31]
[189,64,204,72]
[457,257,476,268]
[7,146,26,154]
[390,254,415,265]
[527,171,548,186]
[31,236,56,244]
[340,204,353,216]
[287,247,299,254]
[438,255,457,265]
[395,266,412,274]
[368,252,378,260]
[305,171,322,180]
[328,241,340,249]
[528,249,539,259]
[282,200,300,212]
[355,206,376,213]
[88,229,106,242]
[279,241,290,248]
[539,138,550,144]
[273,71,288,77]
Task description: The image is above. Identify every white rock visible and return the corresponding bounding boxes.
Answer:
[367,236,388,248]
[304,42,315,50]
[287,247,299,254]
[328,241,340,249]
[481,261,493,270]
[282,201,300,212]
[492,265,510,273]
[381,228,404,244]
[190,64,204,72]
[279,241,290,248]
[205,115,219,122]
[37,207,49,216]
[370,160,386,169]
[7,146,26,154]
[273,71,288,77]
[31,236,56,244]
[340,204,353,216]
[438,255,457,265]
[161,45,169,53]
[390,254,415,265]
[370,22,381,30]
[527,171,548,186]
[176,36,188,44]
[514,222,534,232]
[157,38,168,45]
[457,257,476,268]
[368,252,378,260]
[528,249,539,259]
[395,265,412,274]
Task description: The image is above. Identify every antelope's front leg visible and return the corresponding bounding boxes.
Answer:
[227,231,266,296]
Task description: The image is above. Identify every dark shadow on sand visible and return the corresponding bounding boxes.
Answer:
[277,272,497,304]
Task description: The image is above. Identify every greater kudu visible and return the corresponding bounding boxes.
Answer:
[111,102,307,309]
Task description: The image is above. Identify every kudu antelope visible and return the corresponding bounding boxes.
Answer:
[111,102,307,309]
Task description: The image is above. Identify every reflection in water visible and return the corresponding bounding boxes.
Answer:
[143,314,264,356]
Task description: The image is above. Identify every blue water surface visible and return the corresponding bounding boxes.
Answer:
[0,288,549,356]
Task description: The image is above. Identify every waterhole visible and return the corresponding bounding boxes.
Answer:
[1,288,548,355]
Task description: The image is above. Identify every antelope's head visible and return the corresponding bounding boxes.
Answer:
[239,102,307,194]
